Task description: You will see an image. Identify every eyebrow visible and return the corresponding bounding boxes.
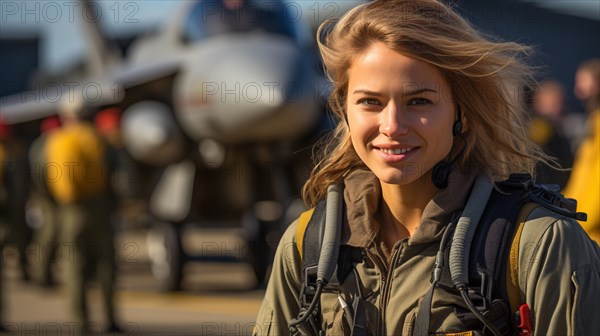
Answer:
[352,88,438,96]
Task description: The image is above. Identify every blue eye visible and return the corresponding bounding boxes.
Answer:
[407,98,432,105]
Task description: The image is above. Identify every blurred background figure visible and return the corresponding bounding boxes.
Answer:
[0,119,32,331]
[44,100,121,332]
[528,80,574,187]
[94,107,145,257]
[28,116,62,287]
[94,107,139,204]
[0,120,31,283]
[564,58,600,243]
[0,119,10,330]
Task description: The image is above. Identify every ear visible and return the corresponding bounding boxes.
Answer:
[455,104,468,134]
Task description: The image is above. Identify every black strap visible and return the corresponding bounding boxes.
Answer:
[297,197,365,335]
[351,295,369,336]
[300,201,327,308]
[468,174,530,311]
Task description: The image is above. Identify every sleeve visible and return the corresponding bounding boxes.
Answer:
[520,212,600,335]
[254,220,303,336]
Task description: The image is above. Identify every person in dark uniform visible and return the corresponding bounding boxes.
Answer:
[528,80,574,188]
[45,101,121,333]
[0,120,31,282]
[29,116,62,286]
[0,119,11,332]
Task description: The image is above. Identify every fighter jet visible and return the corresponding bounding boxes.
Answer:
[1,0,371,290]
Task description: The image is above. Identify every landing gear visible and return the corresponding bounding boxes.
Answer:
[147,221,184,291]
[242,208,277,287]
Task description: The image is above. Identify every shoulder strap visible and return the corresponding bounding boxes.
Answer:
[299,201,327,270]
[292,195,363,335]
[289,201,327,335]
[468,174,531,310]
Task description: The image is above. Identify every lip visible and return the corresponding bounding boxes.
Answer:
[373,144,420,163]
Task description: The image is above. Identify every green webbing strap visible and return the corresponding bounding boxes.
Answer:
[413,278,437,336]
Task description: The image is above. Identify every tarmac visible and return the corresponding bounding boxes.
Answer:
[1,228,265,336]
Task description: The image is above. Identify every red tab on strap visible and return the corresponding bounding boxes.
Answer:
[517,304,532,336]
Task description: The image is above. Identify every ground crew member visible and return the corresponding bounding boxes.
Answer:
[527,80,573,188]
[0,119,11,331]
[45,100,121,333]
[564,58,600,243]
[0,119,32,282]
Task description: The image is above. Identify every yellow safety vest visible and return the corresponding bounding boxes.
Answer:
[564,110,600,242]
[45,122,108,204]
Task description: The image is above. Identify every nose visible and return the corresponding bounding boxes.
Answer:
[379,103,408,137]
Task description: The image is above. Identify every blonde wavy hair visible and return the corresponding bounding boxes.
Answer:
[302,0,547,207]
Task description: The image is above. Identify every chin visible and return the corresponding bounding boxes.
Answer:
[372,162,436,186]
[373,168,419,185]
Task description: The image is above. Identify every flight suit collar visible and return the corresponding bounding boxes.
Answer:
[341,168,479,248]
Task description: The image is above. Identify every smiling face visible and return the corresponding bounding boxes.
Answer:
[346,42,456,187]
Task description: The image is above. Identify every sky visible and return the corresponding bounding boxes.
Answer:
[0,1,598,74]
[1,1,184,72]
[0,0,366,73]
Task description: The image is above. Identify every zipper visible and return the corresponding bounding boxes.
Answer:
[366,248,387,335]
[375,241,406,335]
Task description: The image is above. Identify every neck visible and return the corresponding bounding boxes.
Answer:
[379,173,438,243]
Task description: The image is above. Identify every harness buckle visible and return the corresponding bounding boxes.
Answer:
[469,269,493,311]
[301,265,319,306]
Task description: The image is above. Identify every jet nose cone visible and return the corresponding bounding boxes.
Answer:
[175,33,319,144]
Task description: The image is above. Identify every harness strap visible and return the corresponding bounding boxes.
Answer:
[293,196,364,335]
[413,278,437,336]
[300,202,327,307]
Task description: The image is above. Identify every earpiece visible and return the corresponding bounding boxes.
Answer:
[452,120,462,137]
[452,105,463,136]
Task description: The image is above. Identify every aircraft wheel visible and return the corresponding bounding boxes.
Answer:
[242,212,273,287]
[147,221,184,291]
[249,234,270,287]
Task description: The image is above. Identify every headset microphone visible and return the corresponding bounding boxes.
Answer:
[431,161,452,189]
